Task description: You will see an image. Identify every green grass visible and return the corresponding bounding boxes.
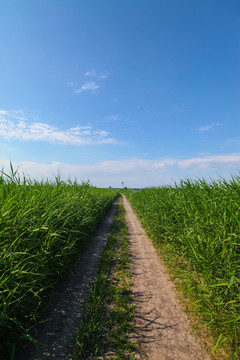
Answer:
[0,167,118,359]
[124,176,240,359]
[74,198,136,359]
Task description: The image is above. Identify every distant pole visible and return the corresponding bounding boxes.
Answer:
[122,181,124,188]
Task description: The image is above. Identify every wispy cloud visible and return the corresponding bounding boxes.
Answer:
[75,82,100,93]
[84,70,97,77]
[222,136,240,148]
[72,70,110,94]
[169,106,186,115]
[66,81,74,87]
[152,153,240,170]
[84,70,110,79]
[98,71,110,79]
[197,123,220,132]
[177,153,240,169]
[105,115,121,121]
[0,110,118,145]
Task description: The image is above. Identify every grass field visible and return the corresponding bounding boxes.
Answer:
[124,176,240,359]
[2,165,240,359]
[0,167,118,359]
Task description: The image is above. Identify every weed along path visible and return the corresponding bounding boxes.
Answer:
[16,198,118,360]
[122,195,211,360]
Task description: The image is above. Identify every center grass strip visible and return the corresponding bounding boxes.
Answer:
[74,198,136,360]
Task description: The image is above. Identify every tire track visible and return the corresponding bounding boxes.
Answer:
[15,198,118,360]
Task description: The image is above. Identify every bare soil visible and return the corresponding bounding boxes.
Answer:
[15,199,118,360]
[122,195,211,360]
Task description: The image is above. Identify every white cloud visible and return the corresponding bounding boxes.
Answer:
[197,123,220,132]
[0,110,9,115]
[75,82,100,93]
[152,153,240,170]
[177,153,240,169]
[1,153,240,188]
[0,110,118,145]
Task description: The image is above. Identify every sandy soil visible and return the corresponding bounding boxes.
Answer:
[15,198,118,360]
[122,195,211,360]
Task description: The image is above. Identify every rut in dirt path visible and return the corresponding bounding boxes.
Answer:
[15,198,118,360]
[122,195,211,360]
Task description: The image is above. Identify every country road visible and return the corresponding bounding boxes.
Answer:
[123,194,210,360]
[15,195,211,360]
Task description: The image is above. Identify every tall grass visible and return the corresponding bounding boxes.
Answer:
[0,168,118,359]
[125,176,240,359]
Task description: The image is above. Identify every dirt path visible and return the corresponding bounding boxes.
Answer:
[122,195,211,360]
[16,198,118,360]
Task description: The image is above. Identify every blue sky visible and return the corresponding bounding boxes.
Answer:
[0,0,239,187]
